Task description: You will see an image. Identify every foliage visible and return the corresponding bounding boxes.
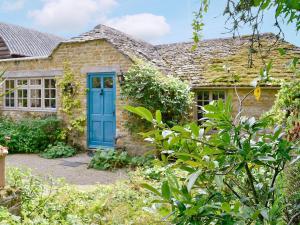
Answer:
[0,117,62,153]
[194,0,300,42]
[121,61,193,130]
[89,149,153,170]
[57,62,86,144]
[0,168,162,225]
[267,81,300,120]
[194,0,299,67]
[126,100,299,224]
[284,162,300,224]
[40,142,76,159]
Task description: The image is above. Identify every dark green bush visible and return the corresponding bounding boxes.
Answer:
[40,142,76,159]
[89,149,152,170]
[0,116,62,153]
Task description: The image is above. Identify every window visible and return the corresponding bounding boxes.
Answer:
[3,78,56,111]
[197,90,226,123]
[5,80,15,107]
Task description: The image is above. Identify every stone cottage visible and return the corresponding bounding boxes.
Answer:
[0,22,299,154]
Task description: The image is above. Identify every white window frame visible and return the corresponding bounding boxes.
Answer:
[3,77,57,112]
[197,90,227,122]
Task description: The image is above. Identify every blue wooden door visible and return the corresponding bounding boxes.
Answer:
[88,73,116,148]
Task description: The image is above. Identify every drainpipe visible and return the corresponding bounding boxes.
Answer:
[0,146,8,188]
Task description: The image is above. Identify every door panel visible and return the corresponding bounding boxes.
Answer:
[88,73,116,148]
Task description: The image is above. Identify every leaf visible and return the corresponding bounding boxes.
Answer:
[257,156,276,162]
[187,170,201,192]
[141,183,161,197]
[254,87,261,101]
[221,202,231,213]
[155,110,162,124]
[124,106,153,122]
[161,181,171,200]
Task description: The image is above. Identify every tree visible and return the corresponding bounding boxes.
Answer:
[193,0,300,66]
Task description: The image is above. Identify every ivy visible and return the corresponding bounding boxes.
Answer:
[57,62,86,144]
[121,61,194,131]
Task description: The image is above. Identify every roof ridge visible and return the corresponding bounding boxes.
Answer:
[155,32,280,48]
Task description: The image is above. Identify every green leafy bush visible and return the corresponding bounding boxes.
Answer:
[126,101,299,224]
[266,81,300,125]
[121,61,193,130]
[89,149,152,170]
[0,117,62,153]
[1,168,163,224]
[40,142,76,159]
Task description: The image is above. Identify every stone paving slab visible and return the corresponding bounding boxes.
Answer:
[6,153,128,185]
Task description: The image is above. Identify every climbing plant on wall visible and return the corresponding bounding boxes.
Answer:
[121,61,194,132]
[57,62,86,146]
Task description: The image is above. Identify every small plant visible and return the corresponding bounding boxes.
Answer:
[89,149,152,170]
[40,142,76,159]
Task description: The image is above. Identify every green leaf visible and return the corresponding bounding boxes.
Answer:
[187,170,201,192]
[221,202,231,213]
[155,110,162,124]
[161,181,171,200]
[141,183,162,197]
[124,106,153,122]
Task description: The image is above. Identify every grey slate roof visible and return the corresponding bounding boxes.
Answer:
[0,22,64,57]
[64,24,169,72]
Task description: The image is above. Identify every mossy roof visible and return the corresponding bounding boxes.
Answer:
[156,33,300,88]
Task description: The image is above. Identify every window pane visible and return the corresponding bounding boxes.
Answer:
[50,99,56,108]
[50,79,56,88]
[17,80,27,86]
[45,99,50,108]
[30,79,41,85]
[51,90,56,98]
[30,89,41,98]
[104,77,113,88]
[31,99,41,108]
[219,91,225,99]
[45,79,50,88]
[92,77,101,88]
[45,90,50,98]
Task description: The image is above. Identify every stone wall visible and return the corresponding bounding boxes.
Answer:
[0,39,147,155]
[230,88,278,118]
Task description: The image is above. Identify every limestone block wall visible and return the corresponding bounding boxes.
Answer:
[230,88,278,118]
[0,39,148,155]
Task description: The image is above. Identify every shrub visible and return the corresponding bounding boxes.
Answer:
[89,149,152,170]
[0,116,62,153]
[1,168,163,224]
[127,101,299,224]
[121,61,193,130]
[40,142,76,159]
[284,162,300,224]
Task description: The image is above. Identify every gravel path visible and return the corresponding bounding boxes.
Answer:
[6,153,128,186]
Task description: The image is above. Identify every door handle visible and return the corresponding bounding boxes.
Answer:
[99,89,104,95]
